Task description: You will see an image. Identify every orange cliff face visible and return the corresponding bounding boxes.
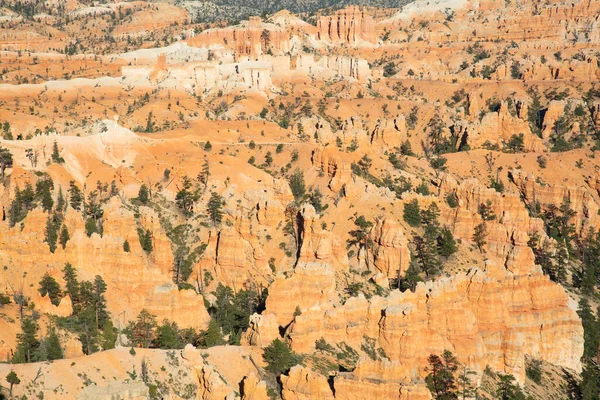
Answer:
[317,6,377,45]
[0,0,599,398]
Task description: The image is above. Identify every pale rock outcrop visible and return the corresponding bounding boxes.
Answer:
[510,169,600,234]
[241,372,269,400]
[370,218,411,278]
[264,263,336,327]
[33,292,73,317]
[312,146,353,192]
[287,268,583,383]
[316,6,377,45]
[281,366,335,400]
[77,382,149,400]
[197,214,273,290]
[297,204,349,272]
[541,100,565,139]
[241,313,280,347]
[467,101,544,151]
[370,115,407,148]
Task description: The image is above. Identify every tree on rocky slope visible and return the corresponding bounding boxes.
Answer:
[207,192,224,226]
[0,147,13,179]
[263,339,301,376]
[6,371,20,399]
[38,273,62,306]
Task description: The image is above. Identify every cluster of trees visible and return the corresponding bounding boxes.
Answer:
[400,201,457,291]
[206,283,266,345]
[577,298,600,398]
[12,317,63,364]
[9,174,115,253]
[48,263,117,355]
[122,282,265,350]
[425,350,528,400]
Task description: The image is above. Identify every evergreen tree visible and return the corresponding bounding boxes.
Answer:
[100,319,118,350]
[438,227,458,257]
[57,186,66,211]
[92,276,108,330]
[51,141,64,163]
[123,240,131,252]
[263,339,301,376]
[478,200,496,221]
[13,317,40,363]
[131,309,157,348]
[403,199,422,227]
[68,181,83,211]
[138,228,153,253]
[8,186,23,227]
[45,213,60,253]
[38,273,62,306]
[456,364,477,400]
[425,350,459,400]
[203,319,225,347]
[154,320,181,349]
[496,374,525,400]
[399,262,423,292]
[59,224,70,250]
[6,371,20,399]
[63,262,80,308]
[473,222,487,252]
[413,233,440,277]
[289,169,306,201]
[137,184,149,204]
[347,216,373,266]
[207,192,224,225]
[0,146,13,179]
[37,328,63,361]
[175,176,200,215]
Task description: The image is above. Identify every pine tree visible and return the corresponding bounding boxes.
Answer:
[399,262,423,292]
[413,234,440,277]
[63,262,80,309]
[0,146,13,179]
[45,213,60,253]
[403,199,421,227]
[154,320,181,349]
[496,374,524,400]
[425,350,459,399]
[438,227,458,257]
[473,222,487,252]
[478,200,496,221]
[59,224,70,250]
[207,192,224,225]
[6,371,20,398]
[37,328,63,361]
[13,317,40,363]
[57,186,66,211]
[39,273,62,306]
[137,184,149,204]
[123,240,131,252]
[131,309,157,348]
[92,276,108,330]
[456,364,477,400]
[8,186,23,227]
[347,216,373,267]
[138,228,153,253]
[289,169,306,201]
[68,181,83,211]
[51,140,64,163]
[263,338,301,376]
[203,319,225,347]
[175,176,200,215]
[100,319,118,350]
